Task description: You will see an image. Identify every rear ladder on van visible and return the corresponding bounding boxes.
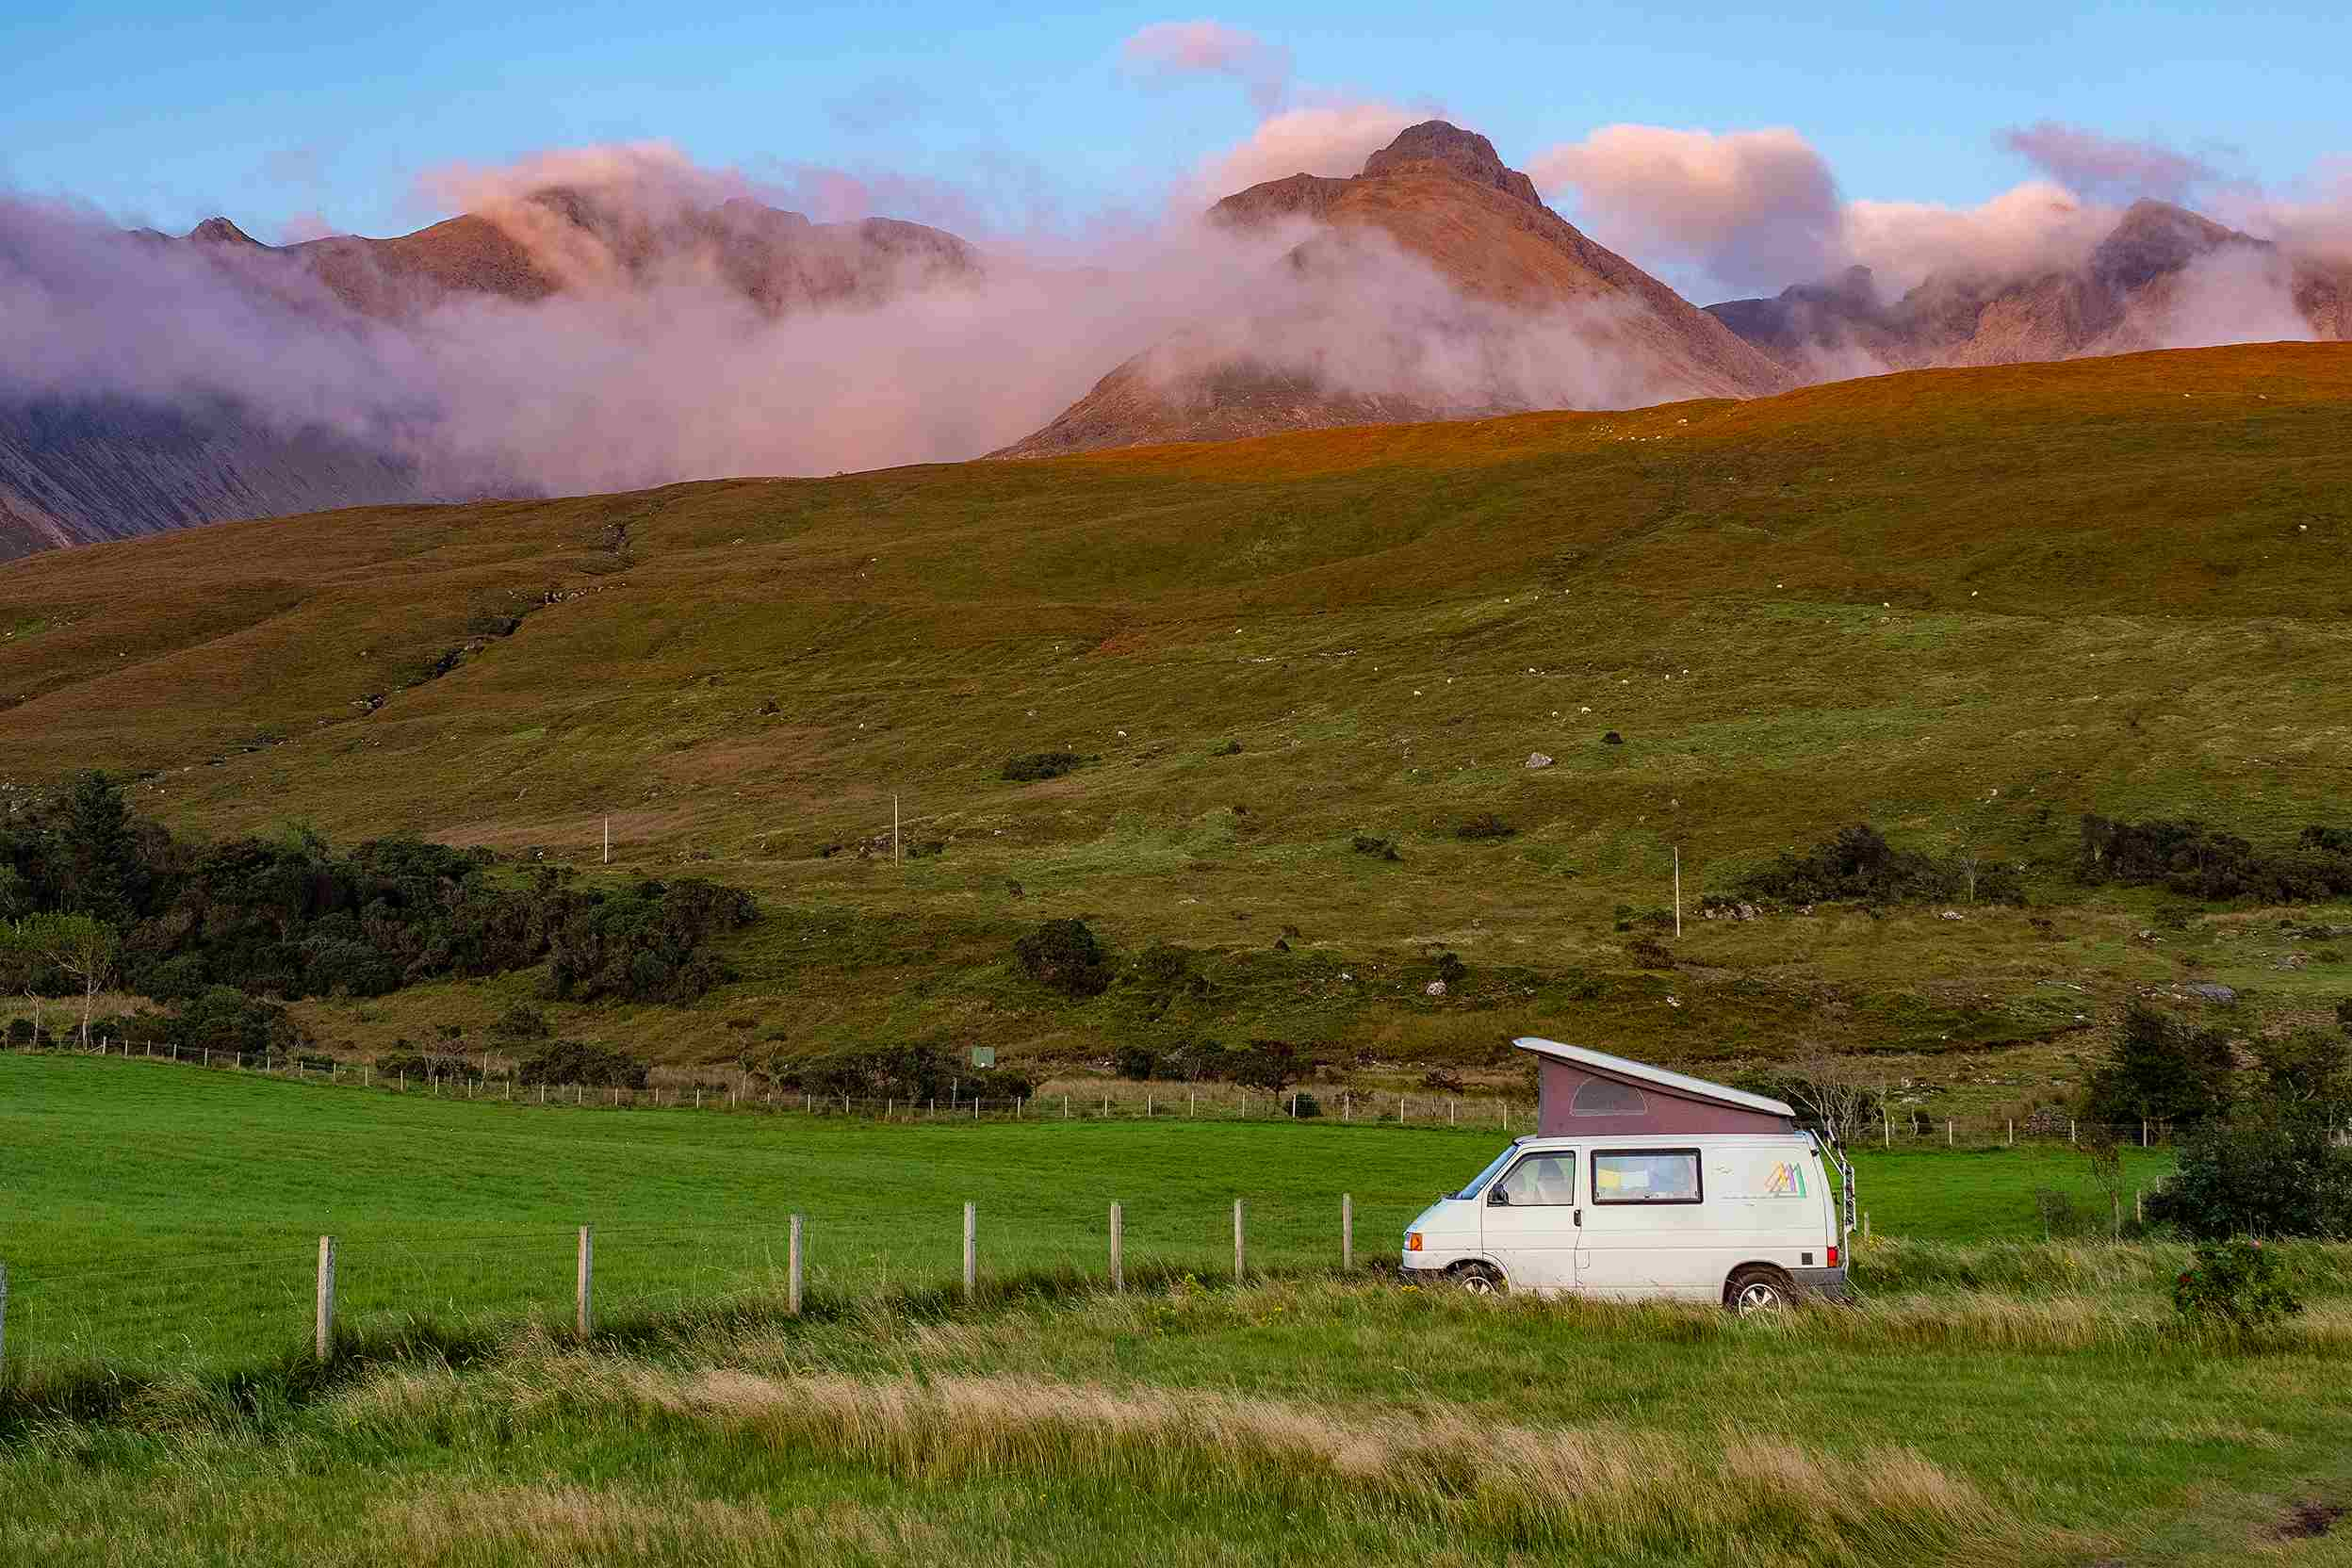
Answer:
[1819,1133,1856,1239]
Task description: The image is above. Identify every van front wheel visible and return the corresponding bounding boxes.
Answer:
[1725,1266,1794,1315]
[1453,1262,1506,1297]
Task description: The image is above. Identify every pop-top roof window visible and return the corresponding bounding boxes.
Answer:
[1570,1077,1647,1117]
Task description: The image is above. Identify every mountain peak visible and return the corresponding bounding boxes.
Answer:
[2092,200,2262,294]
[187,216,263,247]
[1361,121,1543,207]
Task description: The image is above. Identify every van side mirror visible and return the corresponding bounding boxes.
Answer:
[1487,1188,1508,1206]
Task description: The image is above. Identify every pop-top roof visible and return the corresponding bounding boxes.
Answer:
[1511,1037,1796,1119]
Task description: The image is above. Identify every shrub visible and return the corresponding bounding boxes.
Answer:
[1226,1039,1303,1091]
[2082,1001,2236,1127]
[1433,951,1468,987]
[1002,752,1087,783]
[1736,824,2023,907]
[2078,814,2352,903]
[1350,834,1401,861]
[515,1040,649,1089]
[1160,1038,1230,1083]
[2147,1111,2352,1240]
[1285,1090,1323,1119]
[170,987,302,1058]
[1420,1068,1465,1093]
[1455,814,1516,841]
[1112,1043,1158,1081]
[492,1003,552,1041]
[1015,918,1111,998]
[2172,1238,2304,1331]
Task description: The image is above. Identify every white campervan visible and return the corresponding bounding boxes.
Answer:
[1398,1040,1854,1311]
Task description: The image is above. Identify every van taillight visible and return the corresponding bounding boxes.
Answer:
[1407,1233,1423,1251]
[1827,1245,1839,1267]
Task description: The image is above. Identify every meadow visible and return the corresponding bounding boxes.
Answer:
[0,1051,2179,1375]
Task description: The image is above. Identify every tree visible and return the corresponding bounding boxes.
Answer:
[2253,1028,2352,1119]
[56,771,146,922]
[2082,1001,2237,1129]
[2148,1110,2352,1240]
[8,912,122,1048]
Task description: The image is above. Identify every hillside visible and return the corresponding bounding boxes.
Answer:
[1709,199,2352,374]
[999,122,1788,456]
[3,344,2349,1093]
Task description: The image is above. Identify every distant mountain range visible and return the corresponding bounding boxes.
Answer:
[5,125,2348,560]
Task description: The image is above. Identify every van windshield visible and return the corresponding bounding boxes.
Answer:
[1450,1146,1520,1200]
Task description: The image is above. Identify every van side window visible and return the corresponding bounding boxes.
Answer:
[1592,1151,1703,1204]
[1491,1153,1576,1206]
[1570,1078,1646,1116]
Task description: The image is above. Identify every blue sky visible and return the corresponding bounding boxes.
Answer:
[3,0,2344,256]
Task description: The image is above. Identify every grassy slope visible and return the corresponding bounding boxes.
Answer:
[0,1054,2178,1373]
[3,345,2349,1099]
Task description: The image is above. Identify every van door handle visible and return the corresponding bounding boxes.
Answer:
[1574,1208,1582,1227]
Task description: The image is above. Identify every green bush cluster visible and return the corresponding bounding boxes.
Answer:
[0,774,759,1010]
[781,1043,1034,1102]
[1735,824,2023,907]
[1001,752,1089,782]
[2171,1238,2304,1331]
[2079,815,2352,902]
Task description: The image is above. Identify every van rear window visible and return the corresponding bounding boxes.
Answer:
[1592,1151,1703,1204]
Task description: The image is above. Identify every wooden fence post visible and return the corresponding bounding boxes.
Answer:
[1233,1199,1247,1281]
[1883,1108,1891,1148]
[576,1225,595,1339]
[788,1214,804,1317]
[2006,1119,2014,1147]
[1946,1119,1954,1148]
[315,1235,336,1360]
[962,1202,977,1302]
[1341,1194,1353,1273]
[1109,1201,1124,1291]
[2141,1119,2149,1149]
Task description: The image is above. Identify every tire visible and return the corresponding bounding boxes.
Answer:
[1725,1266,1795,1315]
[1453,1262,1507,1298]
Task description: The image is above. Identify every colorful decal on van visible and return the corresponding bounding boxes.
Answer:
[1761,1161,1807,1199]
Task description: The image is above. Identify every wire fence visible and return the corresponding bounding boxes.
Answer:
[0,1196,1380,1381]
[0,1036,2242,1148]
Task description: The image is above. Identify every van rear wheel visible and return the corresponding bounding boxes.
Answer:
[1453,1262,1505,1297]
[1726,1266,1794,1315]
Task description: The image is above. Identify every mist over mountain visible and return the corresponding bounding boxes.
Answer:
[1705,201,2352,375]
[1000,122,1788,456]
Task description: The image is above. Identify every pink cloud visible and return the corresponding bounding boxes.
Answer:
[1530,125,1843,293]
[1996,122,2222,204]
[1120,21,1295,114]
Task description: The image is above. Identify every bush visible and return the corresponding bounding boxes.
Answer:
[2079,815,2352,903]
[1351,834,1400,861]
[1015,918,1111,998]
[1112,1043,1158,1081]
[1455,814,1516,841]
[170,987,302,1058]
[2082,1001,2237,1127]
[2172,1238,2304,1331]
[1736,824,2024,907]
[1420,1068,1465,1093]
[515,1040,650,1089]
[1002,752,1087,782]
[1160,1038,1230,1083]
[1226,1039,1303,1091]
[1285,1090,1323,1119]
[492,1003,552,1041]
[2147,1111,2352,1240]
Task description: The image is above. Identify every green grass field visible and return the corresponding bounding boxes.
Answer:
[10,1054,2352,1567]
[3,1052,2178,1376]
